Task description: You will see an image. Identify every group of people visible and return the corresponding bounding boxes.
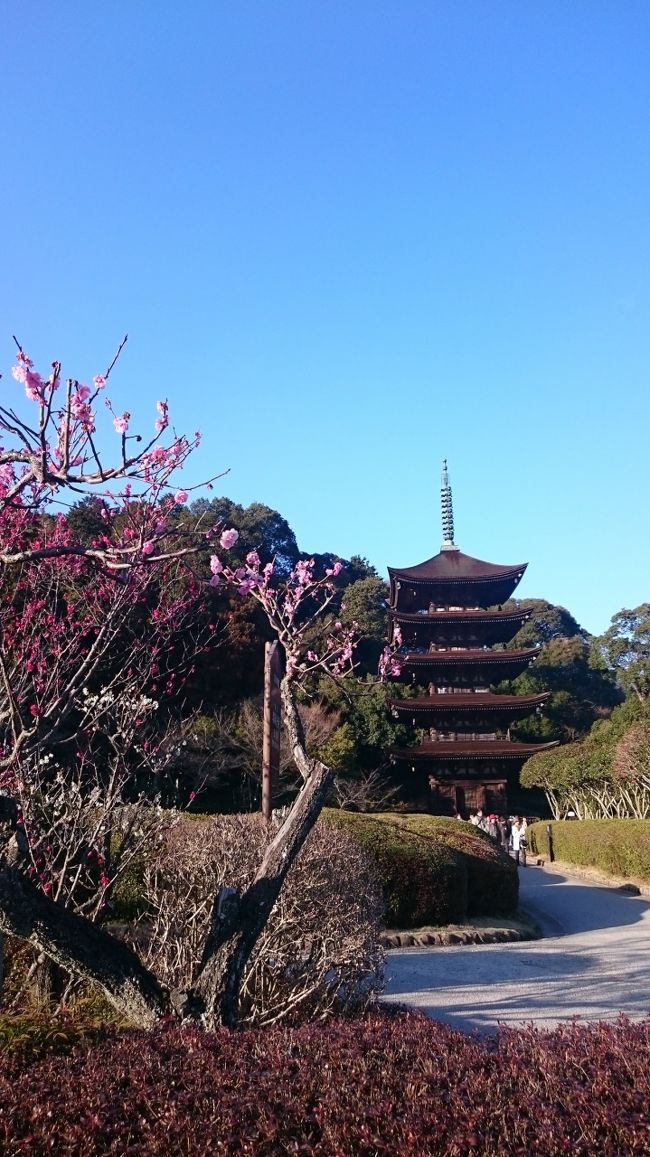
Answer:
[462,809,529,866]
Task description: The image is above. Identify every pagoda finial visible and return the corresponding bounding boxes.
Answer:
[440,458,457,551]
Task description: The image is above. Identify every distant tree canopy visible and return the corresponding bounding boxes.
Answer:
[498,599,622,743]
[505,598,585,648]
[521,697,650,819]
[591,604,650,704]
[189,498,301,576]
[339,576,390,673]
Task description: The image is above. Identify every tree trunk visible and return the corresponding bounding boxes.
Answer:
[189,676,334,1028]
[0,859,169,1028]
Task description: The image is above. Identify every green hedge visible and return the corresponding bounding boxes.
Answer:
[324,811,518,927]
[527,820,650,881]
[389,814,519,918]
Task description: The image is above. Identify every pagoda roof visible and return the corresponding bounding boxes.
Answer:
[389,692,549,716]
[388,550,527,587]
[389,608,529,627]
[400,647,539,669]
[390,740,558,762]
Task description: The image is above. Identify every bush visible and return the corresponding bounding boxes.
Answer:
[0,1011,648,1154]
[387,814,519,918]
[325,811,518,926]
[325,810,467,926]
[528,819,650,880]
[136,814,384,1025]
[324,811,463,926]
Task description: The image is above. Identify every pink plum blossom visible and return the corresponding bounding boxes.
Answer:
[209,555,223,575]
[142,541,155,556]
[11,352,33,384]
[220,528,239,549]
[246,550,261,568]
[294,560,313,586]
[24,371,44,402]
[174,489,188,504]
[209,574,221,587]
[113,414,129,435]
[93,374,107,389]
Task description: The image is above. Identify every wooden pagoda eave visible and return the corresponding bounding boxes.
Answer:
[399,646,540,668]
[389,740,559,762]
[387,552,527,586]
[388,608,530,626]
[388,692,550,715]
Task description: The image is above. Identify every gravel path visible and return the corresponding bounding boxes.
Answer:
[381,862,650,1032]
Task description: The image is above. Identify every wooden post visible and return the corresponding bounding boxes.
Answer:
[262,641,282,822]
[546,823,555,862]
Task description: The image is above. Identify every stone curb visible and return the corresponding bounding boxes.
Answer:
[381,919,540,949]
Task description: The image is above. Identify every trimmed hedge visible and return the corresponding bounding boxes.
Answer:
[324,811,518,926]
[0,1011,648,1154]
[324,810,467,926]
[387,814,519,918]
[528,820,650,881]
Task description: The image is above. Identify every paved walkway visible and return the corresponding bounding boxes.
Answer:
[381,863,650,1032]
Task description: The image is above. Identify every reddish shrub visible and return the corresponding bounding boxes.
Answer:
[0,1011,648,1154]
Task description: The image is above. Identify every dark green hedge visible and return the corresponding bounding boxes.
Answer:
[324,811,518,927]
[528,820,650,881]
[391,814,519,918]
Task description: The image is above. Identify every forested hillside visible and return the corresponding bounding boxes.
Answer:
[59,494,640,814]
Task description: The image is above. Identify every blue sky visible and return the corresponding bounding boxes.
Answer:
[2,2,649,635]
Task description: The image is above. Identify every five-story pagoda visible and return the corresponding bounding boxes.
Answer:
[387,462,556,816]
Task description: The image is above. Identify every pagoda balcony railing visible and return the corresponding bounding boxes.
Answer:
[430,680,485,689]
[429,731,499,742]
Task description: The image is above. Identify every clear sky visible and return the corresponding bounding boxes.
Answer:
[2,2,649,635]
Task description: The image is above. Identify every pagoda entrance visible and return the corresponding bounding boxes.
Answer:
[427,777,508,818]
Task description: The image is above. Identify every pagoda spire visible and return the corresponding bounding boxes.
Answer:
[440,459,457,551]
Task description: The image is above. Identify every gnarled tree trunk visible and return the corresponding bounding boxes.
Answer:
[188,677,334,1027]
[0,862,170,1027]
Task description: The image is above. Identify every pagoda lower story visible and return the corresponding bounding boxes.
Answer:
[386,462,557,817]
[390,740,552,816]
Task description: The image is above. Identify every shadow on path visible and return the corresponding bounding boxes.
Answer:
[382,861,650,1032]
[518,865,650,935]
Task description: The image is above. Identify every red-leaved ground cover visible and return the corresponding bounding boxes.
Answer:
[0,1011,648,1155]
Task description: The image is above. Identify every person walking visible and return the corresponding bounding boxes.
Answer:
[497,815,510,853]
[510,817,527,867]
